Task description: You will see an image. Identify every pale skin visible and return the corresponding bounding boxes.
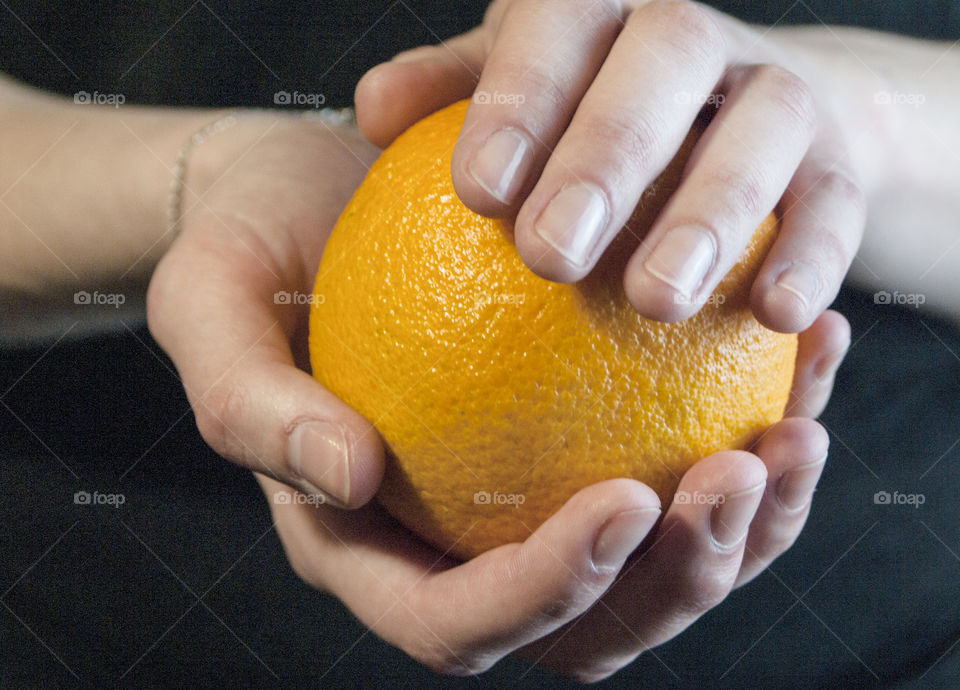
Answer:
[2,0,958,681]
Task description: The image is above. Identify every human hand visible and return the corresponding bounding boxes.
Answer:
[147,114,387,508]
[144,100,849,681]
[355,0,866,333]
[259,309,849,681]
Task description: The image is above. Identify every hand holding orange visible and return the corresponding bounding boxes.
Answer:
[310,100,796,559]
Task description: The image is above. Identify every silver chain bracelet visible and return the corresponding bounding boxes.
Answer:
[166,106,357,237]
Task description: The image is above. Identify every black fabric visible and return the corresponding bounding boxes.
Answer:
[2,2,960,687]
[0,1,488,108]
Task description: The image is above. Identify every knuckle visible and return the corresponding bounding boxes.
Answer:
[194,381,248,463]
[579,110,664,179]
[813,237,854,294]
[504,63,568,115]
[530,589,597,627]
[543,570,608,623]
[494,547,605,626]
[408,639,495,677]
[710,164,770,223]
[816,170,867,218]
[817,222,855,270]
[514,0,622,30]
[568,0,625,33]
[145,261,177,344]
[649,1,726,68]
[757,65,817,134]
[674,564,734,616]
[794,191,860,277]
[285,548,322,588]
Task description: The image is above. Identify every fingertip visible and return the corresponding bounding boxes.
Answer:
[533,478,661,574]
[780,309,849,419]
[524,478,661,568]
[356,47,481,149]
[796,309,851,383]
[751,275,817,333]
[355,58,449,148]
[448,112,539,214]
[571,477,663,516]
[340,417,386,508]
[807,309,851,354]
[622,264,702,324]
[451,146,519,219]
[665,451,766,561]
[354,63,406,148]
[753,417,829,467]
[683,450,768,495]
[278,379,386,509]
[512,217,592,284]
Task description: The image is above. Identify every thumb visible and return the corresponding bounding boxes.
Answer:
[290,477,661,675]
[355,28,486,148]
[408,480,662,671]
[147,233,385,509]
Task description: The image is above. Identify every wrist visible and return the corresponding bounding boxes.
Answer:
[0,91,230,295]
[119,107,236,265]
[159,111,380,290]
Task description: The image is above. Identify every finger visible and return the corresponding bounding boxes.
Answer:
[734,417,829,587]
[147,233,384,508]
[450,0,625,215]
[787,309,850,418]
[521,451,766,682]
[751,130,867,332]
[623,63,817,321]
[355,29,486,148]
[513,0,729,283]
[270,473,660,676]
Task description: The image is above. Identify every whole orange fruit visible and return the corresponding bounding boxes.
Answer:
[310,100,796,560]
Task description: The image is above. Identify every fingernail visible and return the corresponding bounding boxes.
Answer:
[644,225,715,299]
[710,482,765,549]
[814,348,847,381]
[776,455,827,512]
[775,261,821,309]
[288,420,350,507]
[534,183,609,269]
[468,128,533,204]
[592,507,661,571]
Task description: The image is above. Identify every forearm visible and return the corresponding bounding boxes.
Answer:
[0,75,226,299]
[773,27,960,316]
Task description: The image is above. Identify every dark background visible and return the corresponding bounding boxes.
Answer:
[2,1,960,687]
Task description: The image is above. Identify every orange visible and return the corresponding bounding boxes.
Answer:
[310,100,796,560]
